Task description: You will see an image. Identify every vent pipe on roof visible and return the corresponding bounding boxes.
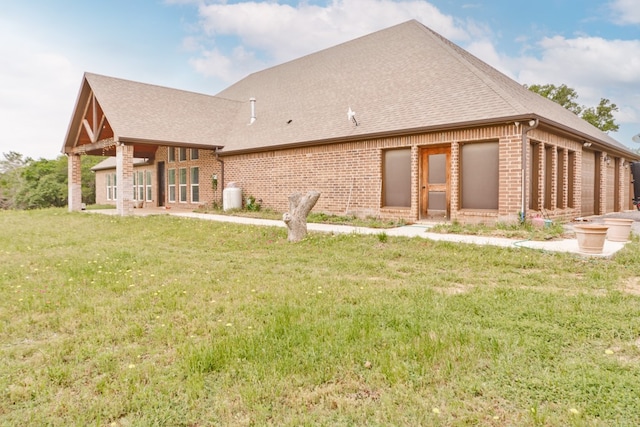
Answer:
[249,98,256,125]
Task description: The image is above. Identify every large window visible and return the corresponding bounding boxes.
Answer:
[132,171,137,201]
[146,171,153,202]
[137,171,145,202]
[179,168,187,202]
[106,173,115,200]
[461,142,499,209]
[168,169,176,202]
[383,149,411,207]
[191,167,200,203]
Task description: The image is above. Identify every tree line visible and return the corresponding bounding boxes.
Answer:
[0,152,103,210]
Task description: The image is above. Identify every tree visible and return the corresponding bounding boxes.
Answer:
[526,83,619,132]
[0,152,104,209]
[527,83,582,115]
[0,152,32,209]
[580,98,619,133]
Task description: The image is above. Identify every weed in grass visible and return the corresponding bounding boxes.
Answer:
[1,209,640,425]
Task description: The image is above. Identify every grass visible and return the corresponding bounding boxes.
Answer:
[430,220,568,241]
[195,205,407,228]
[1,208,640,426]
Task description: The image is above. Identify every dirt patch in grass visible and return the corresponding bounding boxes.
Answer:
[621,277,640,296]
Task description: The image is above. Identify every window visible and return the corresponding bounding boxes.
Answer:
[146,171,152,201]
[168,147,175,162]
[191,167,200,203]
[138,171,145,202]
[383,149,411,207]
[106,174,113,200]
[132,171,137,201]
[191,149,199,160]
[461,142,499,209]
[179,147,187,161]
[168,169,176,202]
[113,174,117,200]
[179,168,187,202]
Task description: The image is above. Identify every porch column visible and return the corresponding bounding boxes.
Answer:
[67,153,82,212]
[116,143,135,216]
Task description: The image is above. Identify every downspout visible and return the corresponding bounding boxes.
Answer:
[521,119,539,222]
[215,147,224,206]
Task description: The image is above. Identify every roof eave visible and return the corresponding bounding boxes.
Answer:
[218,115,639,160]
[118,136,224,150]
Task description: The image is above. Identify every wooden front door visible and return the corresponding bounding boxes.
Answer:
[420,147,450,219]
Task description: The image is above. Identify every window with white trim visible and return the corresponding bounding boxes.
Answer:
[106,174,113,200]
[179,168,187,202]
[191,167,199,203]
[146,170,152,202]
[168,147,175,162]
[168,169,176,202]
[137,171,144,202]
[179,147,187,161]
[191,149,199,160]
[132,171,137,201]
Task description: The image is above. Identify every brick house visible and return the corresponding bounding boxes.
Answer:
[64,20,638,225]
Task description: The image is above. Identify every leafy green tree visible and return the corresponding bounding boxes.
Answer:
[527,83,619,132]
[580,98,620,133]
[527,83,582,115]
[0,152,32,209]
[0,153,104,209]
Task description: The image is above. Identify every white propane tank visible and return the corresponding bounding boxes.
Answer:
[223,182,242,211]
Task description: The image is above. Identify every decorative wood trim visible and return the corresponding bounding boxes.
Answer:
[71,138,116,154]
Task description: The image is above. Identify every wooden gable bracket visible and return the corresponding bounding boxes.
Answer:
[71,137,117,155]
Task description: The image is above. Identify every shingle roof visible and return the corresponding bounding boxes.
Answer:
[64,20,632,157]
[216,20,630,155]
[63,73,241,153]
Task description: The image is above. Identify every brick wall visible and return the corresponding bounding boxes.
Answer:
[90,124,634,224]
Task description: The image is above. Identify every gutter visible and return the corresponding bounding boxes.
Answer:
[521,119,539,222]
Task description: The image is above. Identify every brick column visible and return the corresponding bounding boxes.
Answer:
[116,143,134,216]
[67,154,82,212]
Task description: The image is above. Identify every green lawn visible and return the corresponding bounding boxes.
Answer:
[1,209,639,426]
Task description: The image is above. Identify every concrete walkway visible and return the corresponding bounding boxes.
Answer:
[88,208,635,257]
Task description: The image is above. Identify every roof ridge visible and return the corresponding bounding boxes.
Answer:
[84,72,237,102]
[414,24,530,115]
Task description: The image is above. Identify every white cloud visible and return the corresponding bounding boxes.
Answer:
[610,0,640,25]
[0,20,80,160]
[188,0,470,84]
[502,34,640,144]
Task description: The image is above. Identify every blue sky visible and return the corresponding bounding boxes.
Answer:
[1,0,639,160]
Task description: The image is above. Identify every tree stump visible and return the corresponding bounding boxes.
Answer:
[282,191,320,242]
